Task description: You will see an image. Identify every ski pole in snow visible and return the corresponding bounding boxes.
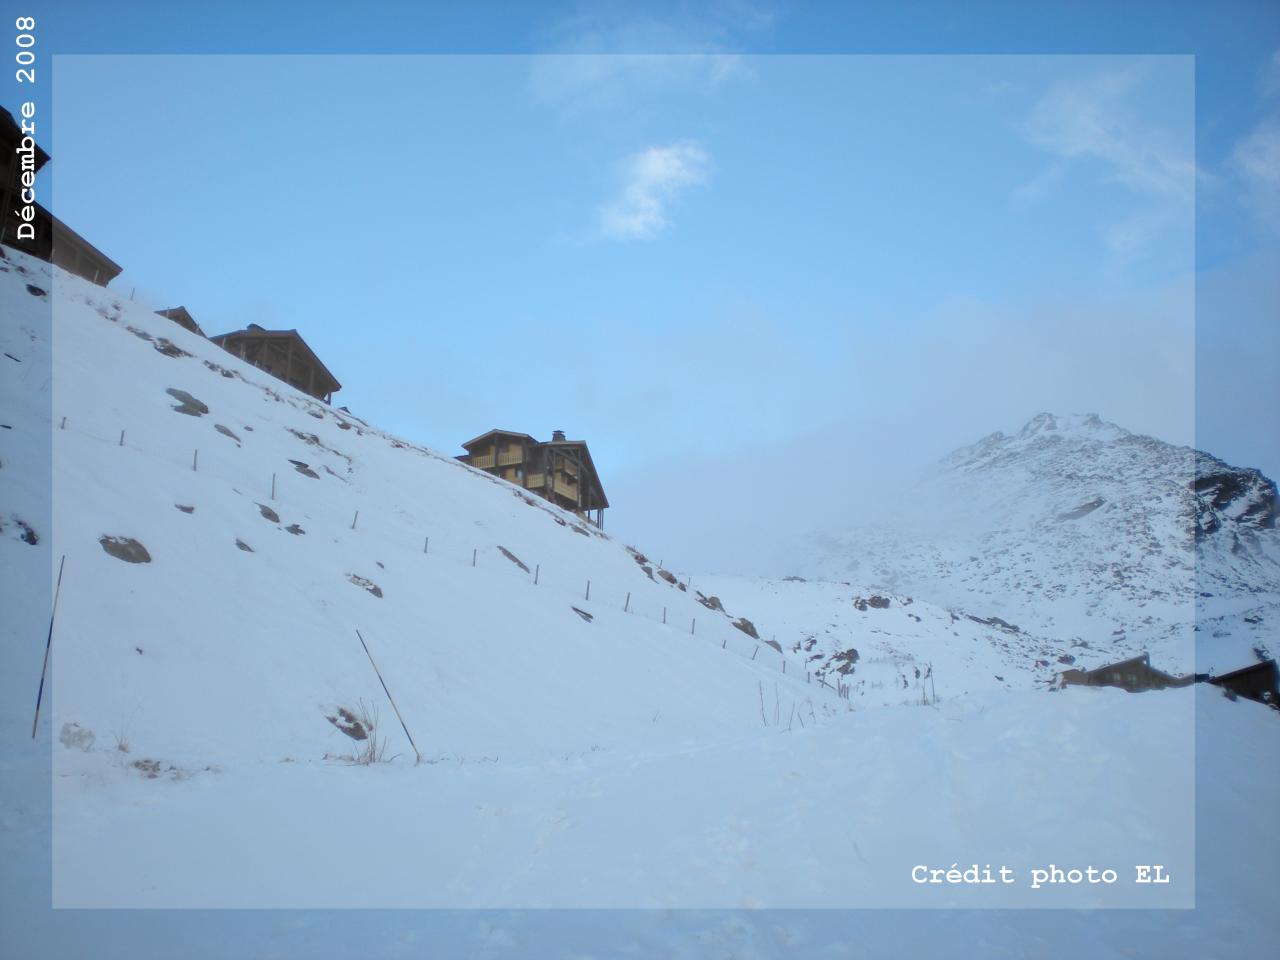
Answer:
[32,555,66,739]
[355,629,422,765]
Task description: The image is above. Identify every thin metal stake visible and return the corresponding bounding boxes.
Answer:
[192,449,198,471]
[355,629,422,765]
[351,510,359,530]
[118,429,124,446]
[624,592,630,613]
[32,555,66,738]
[271,473,276,500]
[534,563,540,585]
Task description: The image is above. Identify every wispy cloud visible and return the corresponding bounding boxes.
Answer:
[1021,67,1195,202]
[529,2,770,114]
[1229,112,1280,232]
[1016,65,1195,267]
[598,142,711,241]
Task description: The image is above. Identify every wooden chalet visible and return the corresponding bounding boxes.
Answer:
[459,428,609,527]
[156,306,204,337]
[1,107,122,287]
[1208,659,1278,707]
[209,324,341,403]
[1059,653,1192,693]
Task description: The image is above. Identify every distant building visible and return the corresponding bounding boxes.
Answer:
[156,306,204,337]
[209,324,341,403]
[458,428,608,528]
[1058,653,1192,693]
[0,106,122,287]
[1208,659,1278,707]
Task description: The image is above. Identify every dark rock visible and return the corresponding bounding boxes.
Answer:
[166,388,208,417]
[235,539,254,552]
[347,574,382,598]
[498,545,530,572]
[257,503,280,523]
[99,535,151,563]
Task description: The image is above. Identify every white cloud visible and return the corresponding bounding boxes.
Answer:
[1021,68,1195,202]
[598,142,711,241]
[1230,112,1280,232]
[528,3,768,114]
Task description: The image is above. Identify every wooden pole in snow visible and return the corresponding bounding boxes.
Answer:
[355,629,421,765]
[624,592,630,613]
[31,555,66,738]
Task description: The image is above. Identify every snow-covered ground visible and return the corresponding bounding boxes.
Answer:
[2,246,1278,953]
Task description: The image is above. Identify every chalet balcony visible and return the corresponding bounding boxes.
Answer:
[469,453,496,468]
[497,451,524,466]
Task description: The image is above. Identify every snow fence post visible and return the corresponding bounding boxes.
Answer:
[624,592,630,613]
[534,563,539,585]
[355,629,422,765]
[32,555,66,738]
[351,510,359,530]
[192,449,198,472]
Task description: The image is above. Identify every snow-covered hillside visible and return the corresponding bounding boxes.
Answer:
[1,246,1276,940]
[790,412,1279,676]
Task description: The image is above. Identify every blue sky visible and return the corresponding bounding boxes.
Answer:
[3,0,1276,573]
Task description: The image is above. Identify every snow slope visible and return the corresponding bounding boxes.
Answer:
[1,248,1276,942]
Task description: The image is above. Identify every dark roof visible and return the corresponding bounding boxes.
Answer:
[156,306,203,336]
[1209,659,1278,684]
[50,214,122,280]
[461,428,538,450]
[209,325,341,392]
[0,107,50,170]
